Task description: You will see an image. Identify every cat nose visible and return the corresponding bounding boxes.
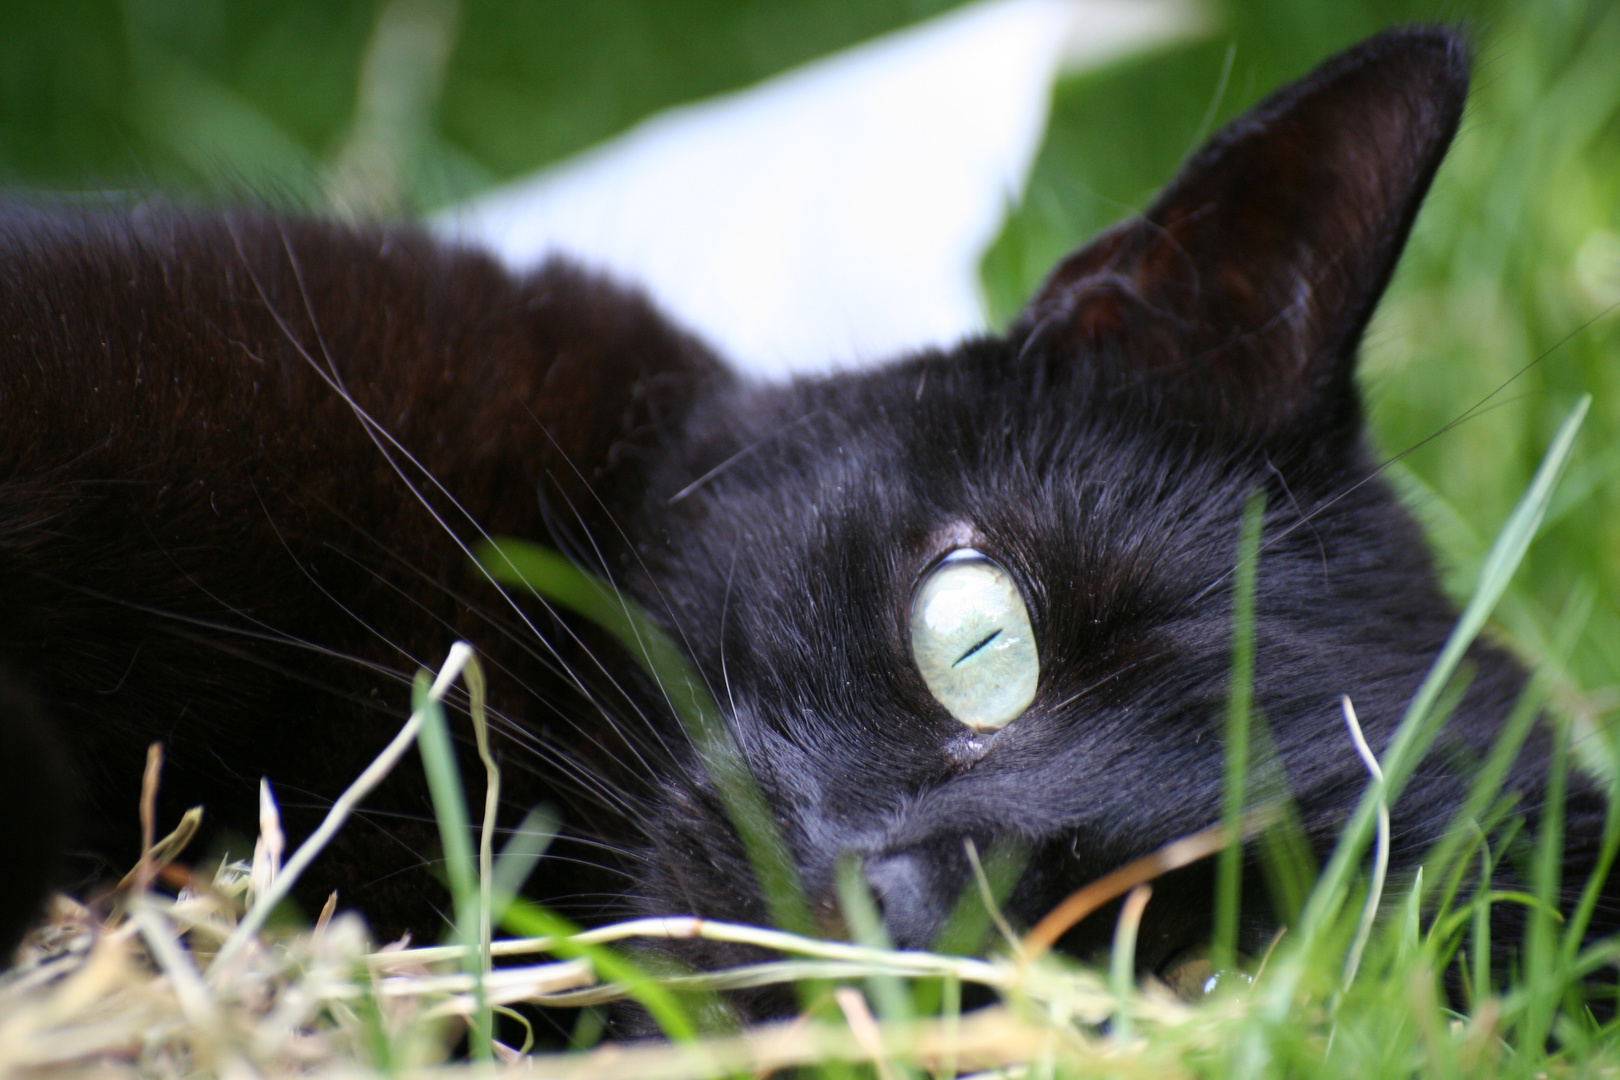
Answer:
[862,850,946,949]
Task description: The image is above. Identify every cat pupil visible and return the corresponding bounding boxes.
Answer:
[954,629,1002,667]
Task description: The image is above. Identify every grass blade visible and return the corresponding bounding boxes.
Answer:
[836,856,912,1026]
[1214,488,1264,976]
[501,899,699,1042]
[1108,884,1153,1044]
[1337,696,1389,996]
[413,668,493,1061]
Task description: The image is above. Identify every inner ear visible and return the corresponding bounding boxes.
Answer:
[1022,27,1470,440]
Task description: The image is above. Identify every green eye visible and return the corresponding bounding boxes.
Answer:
[909,549,1038,732]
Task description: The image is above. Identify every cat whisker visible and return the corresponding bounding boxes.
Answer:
[309,528,666,790]
[719,552,742,728]
[305,512,652,762]
[1047,653,1165,714]
[544,477,691,767]
[228,223,619,738]
[75,550,659,836]
[273,220,349,394]
[666,408,824,505]
[248,485,438,680]
[1262,453,1329,588]
[230,226,719,863]
[524,402,783,763]
[50,577,415,695]
[1195,297,1620,606]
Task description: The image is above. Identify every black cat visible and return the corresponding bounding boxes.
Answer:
[0,26,1608,1008]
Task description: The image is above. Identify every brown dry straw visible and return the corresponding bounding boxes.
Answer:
[1020,824,1227,962]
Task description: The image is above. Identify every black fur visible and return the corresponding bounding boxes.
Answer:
[0,26,1609,1011]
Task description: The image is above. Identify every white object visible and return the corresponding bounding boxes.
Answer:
[438,0,1201,377]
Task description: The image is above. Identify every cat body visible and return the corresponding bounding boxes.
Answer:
[0,26,1609,1004]
[0,213,719,948]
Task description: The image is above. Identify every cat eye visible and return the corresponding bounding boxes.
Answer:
[910,549,1038,731]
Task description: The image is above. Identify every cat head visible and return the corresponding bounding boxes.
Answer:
[582,28,1517,975]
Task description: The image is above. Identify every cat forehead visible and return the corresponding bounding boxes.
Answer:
[659,374,1265,596]
[681,352,1228,505]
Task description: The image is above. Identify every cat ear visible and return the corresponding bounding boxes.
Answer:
[1021,28,1469,440]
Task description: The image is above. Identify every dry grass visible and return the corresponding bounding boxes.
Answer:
[0,838,1212,1078]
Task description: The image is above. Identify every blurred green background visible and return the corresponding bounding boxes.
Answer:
[1,0,1616,726]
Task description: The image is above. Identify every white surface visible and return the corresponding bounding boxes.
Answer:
[437,0,1201,377]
